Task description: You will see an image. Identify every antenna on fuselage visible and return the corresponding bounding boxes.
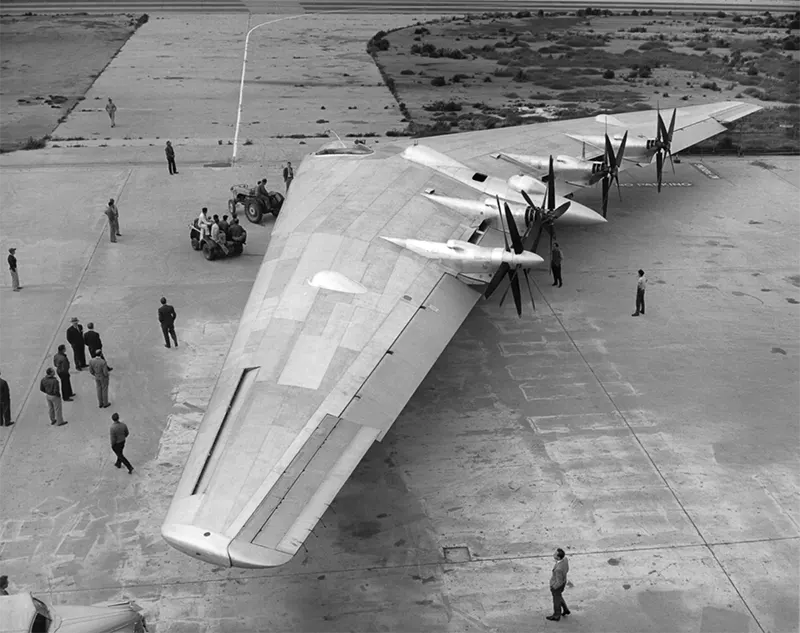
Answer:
[324,129,346,148]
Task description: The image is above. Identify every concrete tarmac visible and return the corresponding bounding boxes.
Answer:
[1,13,798,633]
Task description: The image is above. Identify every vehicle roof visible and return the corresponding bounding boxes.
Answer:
[0,593,35,633]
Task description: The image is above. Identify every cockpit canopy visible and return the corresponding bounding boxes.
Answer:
[314,141,374,157]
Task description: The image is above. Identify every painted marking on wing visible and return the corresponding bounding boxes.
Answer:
[690,163,720,179]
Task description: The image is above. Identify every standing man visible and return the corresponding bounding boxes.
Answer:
[89,351,111,408]
[7,247,21,291]
[0,371,12,427]
[165,140,178,175]
[546,548,571,621]
[0,575,9,595]
[158,297,178,348]
[83,322,103,358]
[219,214,230,239]
[66,317,88,370]
[109,412,133,474]
[550,242,563,288]
[53,344,74,401]
[282,161,294,192]
[40,368,67,426]
[105,198,121,242]
[105,98,117,127]
[632,269,647,317]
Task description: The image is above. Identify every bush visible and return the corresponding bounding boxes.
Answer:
[452,73,470,83]
[747,65,759,75]
[400,69,415,75]
[701,81,720,91]
[637,65,653,78]
[21,135,49,150]
[483,76,493,82]
[135,13,149,27]
[603,69,615,79]
[431,76,446,87]
[423,100,463,112]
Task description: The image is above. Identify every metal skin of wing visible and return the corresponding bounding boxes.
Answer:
[161,102,763,569]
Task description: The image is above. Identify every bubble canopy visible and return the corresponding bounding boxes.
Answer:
[314,142,374,157]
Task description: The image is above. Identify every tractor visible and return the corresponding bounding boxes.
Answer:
[228,183,284,224]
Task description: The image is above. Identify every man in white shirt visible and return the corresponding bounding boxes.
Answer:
[197,207,212,239]
[632,269,647,316]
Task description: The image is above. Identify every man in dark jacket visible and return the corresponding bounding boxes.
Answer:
[0,371,12,426]
[110,412,133,473]
[84,323,104,359]
[158,297,178,348]
[40,368,67,426]
[229,217,246,244]
[53,344,74,401]
[66,317,88,370]
[165,140,178,175]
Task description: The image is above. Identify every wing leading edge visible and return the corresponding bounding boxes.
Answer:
[162,148,482,568]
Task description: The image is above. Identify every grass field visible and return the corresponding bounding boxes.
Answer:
[369,10,799,151]
[0,14,144,152]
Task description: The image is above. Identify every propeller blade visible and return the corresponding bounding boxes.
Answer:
[505,203,523,254]
[551,201,571,221]
[657,112,669,147]
[511,272,523,317]
[656,152,664,193]
[616,173,623,202]
[520,189,537,210]
[531,223,546,254]
[484,262,509,299]
[601,177,610,218]
[667,109,676,142]
[668,149,675,174]
[546,156,556,211]
[499,267,519,307]
[523,269,536,312]
[616,131,628,167]
[495,195,510,251]
[604,134,616,173]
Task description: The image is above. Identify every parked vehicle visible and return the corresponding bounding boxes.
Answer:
[0,592,146,633]
[189,219,245,261]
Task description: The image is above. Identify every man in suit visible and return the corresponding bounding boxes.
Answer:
[158,297,178,348]
[109,412,133,474]
[66,317,88,370]
[89,351,111,408]
[40,368,67,426]
[551,242,563,288]
[546,548,571,621]
[53,344,74,401]
[8,247,21,291]
[165,140,178,175]
[0,371,12,426]
[283,161,294,192]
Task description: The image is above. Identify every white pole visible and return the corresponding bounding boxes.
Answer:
[231,10,354,166]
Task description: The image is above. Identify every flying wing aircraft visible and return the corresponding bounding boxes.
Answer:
[162,101,760,568]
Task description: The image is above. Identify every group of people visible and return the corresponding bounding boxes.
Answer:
[197,207,247,252]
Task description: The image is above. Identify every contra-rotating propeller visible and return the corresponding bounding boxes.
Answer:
[483,196,538,316]
[520,156,571,254]
[600,131,628,218]
[654,107,676,192]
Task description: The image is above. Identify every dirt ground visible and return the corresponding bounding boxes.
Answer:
[0,15,140,151]
[372,12,799,150]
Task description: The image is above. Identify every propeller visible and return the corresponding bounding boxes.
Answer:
[520,156,571,254]
[600,131,628,218]
[484,197,537,316]
[654,108,676,192]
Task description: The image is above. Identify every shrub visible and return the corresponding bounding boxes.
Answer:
[747,65,758,75]
[400,69,415,75]
[424,100,463,112]
[431,76,446,87]
[603,69,615,79]
[483,76,493,82]
[638,65,653,78]
[701,81,720,91]
[452,73,470,83]
[136,13,149,27]
[21,135,49,150]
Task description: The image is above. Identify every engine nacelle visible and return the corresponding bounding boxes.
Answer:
[507,174,546,195]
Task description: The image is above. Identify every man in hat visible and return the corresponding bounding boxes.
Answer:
[7,247,21,291]
[105,199,120,242]
[109,412,133,474]
[66,318,88,370]
[40,367,67,426]
[53,344,74,401]
[89,351,111,408]
[165,140,178,175]
[0,370,12,427]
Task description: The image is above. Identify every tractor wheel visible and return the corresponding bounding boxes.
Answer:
[228,199,237,215]
[202,242,216,261]
[245,199,264,224]
[191,237,201,251]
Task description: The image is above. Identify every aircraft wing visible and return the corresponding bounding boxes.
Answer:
[162,142,485,568]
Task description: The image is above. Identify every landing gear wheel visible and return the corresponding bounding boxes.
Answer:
[246,199,264,224]
[202,242,216,260]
